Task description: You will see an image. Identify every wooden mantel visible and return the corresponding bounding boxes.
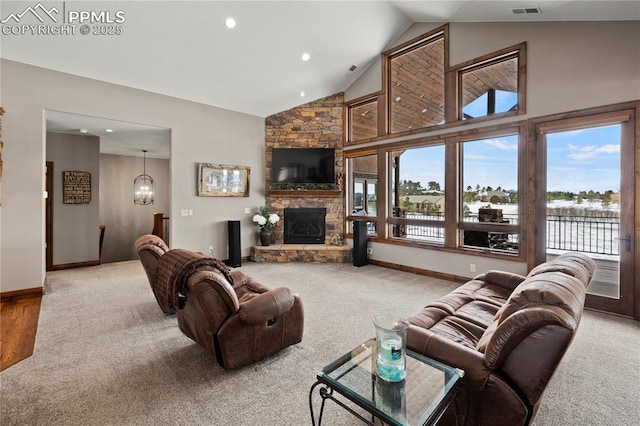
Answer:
[267,190,342,198]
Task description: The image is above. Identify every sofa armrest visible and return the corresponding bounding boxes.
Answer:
[481,270,527,291]
[238,287,295,325]
[407,324,492,392]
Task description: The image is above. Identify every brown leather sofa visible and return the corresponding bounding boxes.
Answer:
[134,234,172,314]
[406,252,596,426]
[152,248,305,369]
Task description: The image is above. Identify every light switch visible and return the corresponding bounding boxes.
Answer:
[181,209,189,217]
[244,208,251,214]
[188,209,193,216]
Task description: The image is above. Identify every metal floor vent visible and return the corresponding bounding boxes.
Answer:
[512,7,542,14]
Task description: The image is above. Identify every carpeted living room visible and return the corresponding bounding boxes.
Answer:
[1,1,640,425]
[1,260,639,425]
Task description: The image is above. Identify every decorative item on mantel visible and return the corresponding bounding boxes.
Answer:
[252,206,280,246]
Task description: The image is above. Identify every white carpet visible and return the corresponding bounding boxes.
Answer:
[1,260,638,425]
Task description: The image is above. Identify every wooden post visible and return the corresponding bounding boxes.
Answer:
[153,212,164,239]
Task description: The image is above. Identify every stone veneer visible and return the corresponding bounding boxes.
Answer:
[251,244,351,263]
[264,93,345,246]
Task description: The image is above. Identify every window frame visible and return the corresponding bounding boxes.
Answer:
[345,93,384,143]
[384,25,448,135]
[456,125,526,257]
[451,42,527,123]
[344,122,527,260]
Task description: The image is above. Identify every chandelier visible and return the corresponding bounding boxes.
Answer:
[134,150,154,205]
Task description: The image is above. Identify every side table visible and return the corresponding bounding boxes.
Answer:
[309,338,464,425]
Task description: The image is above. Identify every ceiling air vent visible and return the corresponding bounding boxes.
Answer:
[512,7,542,14]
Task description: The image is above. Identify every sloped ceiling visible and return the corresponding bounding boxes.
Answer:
[2,0,637,157]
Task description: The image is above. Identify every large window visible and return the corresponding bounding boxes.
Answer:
[457,44,525,122]
[348,97,379,142]
[388,31,446,133]
[347,153,379,234]
[389,145,446,244]
[460,134,520,253]
[345,124,525,259]
[345,28,526,144]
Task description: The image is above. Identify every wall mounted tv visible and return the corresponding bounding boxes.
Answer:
[271,148,335,184]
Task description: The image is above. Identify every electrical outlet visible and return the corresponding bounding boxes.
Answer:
[470,263,476,272]
[367,248,373,255]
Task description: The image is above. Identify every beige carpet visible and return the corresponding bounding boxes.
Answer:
[1,260,638,425]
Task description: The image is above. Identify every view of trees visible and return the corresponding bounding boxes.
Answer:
[397,179,618,212]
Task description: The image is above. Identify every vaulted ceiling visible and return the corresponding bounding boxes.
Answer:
[2,0,637,156]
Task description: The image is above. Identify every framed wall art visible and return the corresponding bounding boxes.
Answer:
[63,171,92,204]
[198,163,250,197]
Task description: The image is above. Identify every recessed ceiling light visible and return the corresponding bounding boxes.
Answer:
[105,128,113,133]
[300,91,306,97]
[225,17,236,29]
[301,53,310,61]
[79,129,88,134]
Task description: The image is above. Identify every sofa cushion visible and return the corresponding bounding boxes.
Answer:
[495,272,585,324]
[409,307,485,350]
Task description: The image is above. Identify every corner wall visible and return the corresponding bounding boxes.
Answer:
[264,93,345,244]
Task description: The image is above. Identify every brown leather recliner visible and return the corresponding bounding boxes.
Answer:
[177,268,305,369]
[406,252,595,426]
[134,234,172,314]
[153,248,304,369]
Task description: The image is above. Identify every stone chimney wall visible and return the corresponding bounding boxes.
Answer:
[264,93,345,244]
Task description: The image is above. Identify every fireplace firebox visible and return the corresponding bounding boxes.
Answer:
[284,208,326,244]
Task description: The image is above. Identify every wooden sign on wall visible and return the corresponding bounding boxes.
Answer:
[63,171,91,204]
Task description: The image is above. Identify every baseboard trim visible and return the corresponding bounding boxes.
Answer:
[369,259,470,284]
[1,287,44,303]
[51,260,100,271]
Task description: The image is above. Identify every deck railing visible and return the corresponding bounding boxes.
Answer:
[375,212,619,256]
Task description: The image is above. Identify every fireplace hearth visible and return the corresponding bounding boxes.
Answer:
[284,208,326,244]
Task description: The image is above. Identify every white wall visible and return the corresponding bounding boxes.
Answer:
[99,154,170,264]
[1,59,265,293]
[46,132,100,265]
[345,21,640,277]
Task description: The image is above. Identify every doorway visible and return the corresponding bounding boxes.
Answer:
[533,108,636,317]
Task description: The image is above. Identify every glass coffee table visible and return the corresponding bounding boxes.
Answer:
[309,338,464,426]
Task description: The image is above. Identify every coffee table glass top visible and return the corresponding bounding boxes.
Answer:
[318,338,464,426]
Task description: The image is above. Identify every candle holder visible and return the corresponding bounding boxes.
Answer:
[372,314,410,382]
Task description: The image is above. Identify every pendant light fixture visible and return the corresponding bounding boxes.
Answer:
[134,149,154,205]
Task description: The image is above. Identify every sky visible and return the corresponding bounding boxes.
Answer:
[399,127,621,194]
[398,91,621,195]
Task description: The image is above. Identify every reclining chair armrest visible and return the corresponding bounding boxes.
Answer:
[238,287,295,325]
[230,270,271,293]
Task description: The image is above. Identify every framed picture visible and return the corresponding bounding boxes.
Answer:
[198,163,250,197]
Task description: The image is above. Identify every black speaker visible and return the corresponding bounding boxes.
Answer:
[353,219,368,267]
[226,220,241,267]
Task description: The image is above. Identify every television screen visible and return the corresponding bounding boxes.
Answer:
[271,148,335,184]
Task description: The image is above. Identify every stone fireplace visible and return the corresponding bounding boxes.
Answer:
[284,208,326,244]
[253,92,347,262]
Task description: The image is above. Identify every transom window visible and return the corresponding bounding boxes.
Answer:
[389,33,446,133]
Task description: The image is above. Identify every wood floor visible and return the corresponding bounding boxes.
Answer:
[0,294,42,371]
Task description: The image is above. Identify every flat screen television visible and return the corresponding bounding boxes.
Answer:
[271,148,335,184]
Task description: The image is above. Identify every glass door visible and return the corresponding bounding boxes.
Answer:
[535,110,636,316]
